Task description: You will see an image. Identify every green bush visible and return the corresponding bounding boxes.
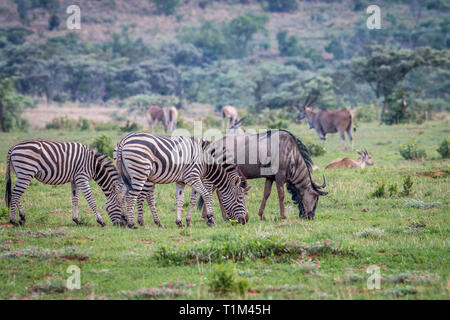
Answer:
[45,116,76,130]
[370,179,386,198]
[267,119,289,130]
[303,138,326,157]
[437,137,449,158]
[208,262,249,298]
[400,174,414,197]
[354,104,378,123]
[90,134,114,158]
[399,140,427,160]
[120,121,141,132]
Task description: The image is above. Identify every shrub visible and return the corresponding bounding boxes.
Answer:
[400,174,414,197]
[208,262,249,298]
[267,119,288,130]
[45,116,76,130]
[201,114,222,128]
[303,138,326,157]
[354,104,378,123]
[90,134,114,158]
[437,137,449,158]
[399,140,427,160]
[356,228,385,239]
[120,121,141,132]
[387,183,398,197]
[370,179,386,198]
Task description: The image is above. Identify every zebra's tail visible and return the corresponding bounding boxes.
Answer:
[5,149,12,208]
[115,144,133,192]
[197,196,204,211]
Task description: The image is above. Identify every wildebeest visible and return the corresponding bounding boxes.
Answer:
[148,105,168,133]
[221,105,239,130]
[297,95,354,152]
[325,149,374,170]
[167,106,178,133]
[206,130,328,220]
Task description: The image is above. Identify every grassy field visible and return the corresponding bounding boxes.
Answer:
[0,120,448,300]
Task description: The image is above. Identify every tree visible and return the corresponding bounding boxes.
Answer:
[152,0,180,16]
[0,76,33,132]
[352,46,450,121]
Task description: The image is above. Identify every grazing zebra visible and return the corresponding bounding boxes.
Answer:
[5,139,126,227]
[115,133,249,229]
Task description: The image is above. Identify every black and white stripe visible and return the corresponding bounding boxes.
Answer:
[115,132,248,229]
[5,139,126,226]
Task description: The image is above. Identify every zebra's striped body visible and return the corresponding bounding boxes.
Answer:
[5,140,126,226]
[115,132,248,229]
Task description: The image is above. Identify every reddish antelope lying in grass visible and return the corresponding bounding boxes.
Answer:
[325,149,374,169]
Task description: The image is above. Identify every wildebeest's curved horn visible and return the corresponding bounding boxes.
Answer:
[313,174,327,189]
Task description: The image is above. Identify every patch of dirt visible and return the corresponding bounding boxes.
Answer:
[0,222,13,228]
[416,170,449,179]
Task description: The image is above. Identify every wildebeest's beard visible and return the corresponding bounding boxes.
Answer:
[287,183,316,219]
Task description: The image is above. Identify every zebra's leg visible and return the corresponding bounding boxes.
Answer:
[71,182,81,225]
[189,181,215,227]
[76,178,106,227]
[186,188,198,227]
[9,174,33,226]
[275,177,287,220]
[136,194,145,227]
[215,189,229,221]
[146,183,163,227]
[175,183,186,228]
[258,178,274,221]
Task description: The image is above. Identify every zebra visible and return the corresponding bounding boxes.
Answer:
[115,132,249,229]
[5,139,126,227]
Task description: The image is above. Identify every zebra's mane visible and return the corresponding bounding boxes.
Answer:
[91,150,119,181]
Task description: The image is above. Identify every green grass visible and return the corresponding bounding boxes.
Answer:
[0,120,448,299]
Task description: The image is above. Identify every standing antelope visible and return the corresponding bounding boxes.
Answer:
[167,106,178,133]
[5,140,126,227]
[115,133,249,229]
[297,95,354,152]
[148,105,168,133]
[325,149,374,169]
[221,105,239,130]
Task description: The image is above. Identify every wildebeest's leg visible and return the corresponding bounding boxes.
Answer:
[347,127,353,152]
[275,177,287,219]
[339,130,346,152]
[71,182,81,225]
[9,174,34,226]
[175,182,186,227]
[76,177,106,227]
[146,183,163,227]
[258,178,274,221]
[186,188,198,227]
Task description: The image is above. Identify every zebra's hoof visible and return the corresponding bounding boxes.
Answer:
[186,219,192,227]
[97,220,106,227]
[10,219,19,227]
[138,221,144,227]
[154,221,164,228]
[19,219,26,226]
[127,224,138,229]
[176,220,184,228]
[207,219,215,227]
[238,216,246,225]
[73,218,81,225]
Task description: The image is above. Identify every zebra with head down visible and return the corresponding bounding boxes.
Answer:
[115,132,249,229]
[5,139,126,227]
